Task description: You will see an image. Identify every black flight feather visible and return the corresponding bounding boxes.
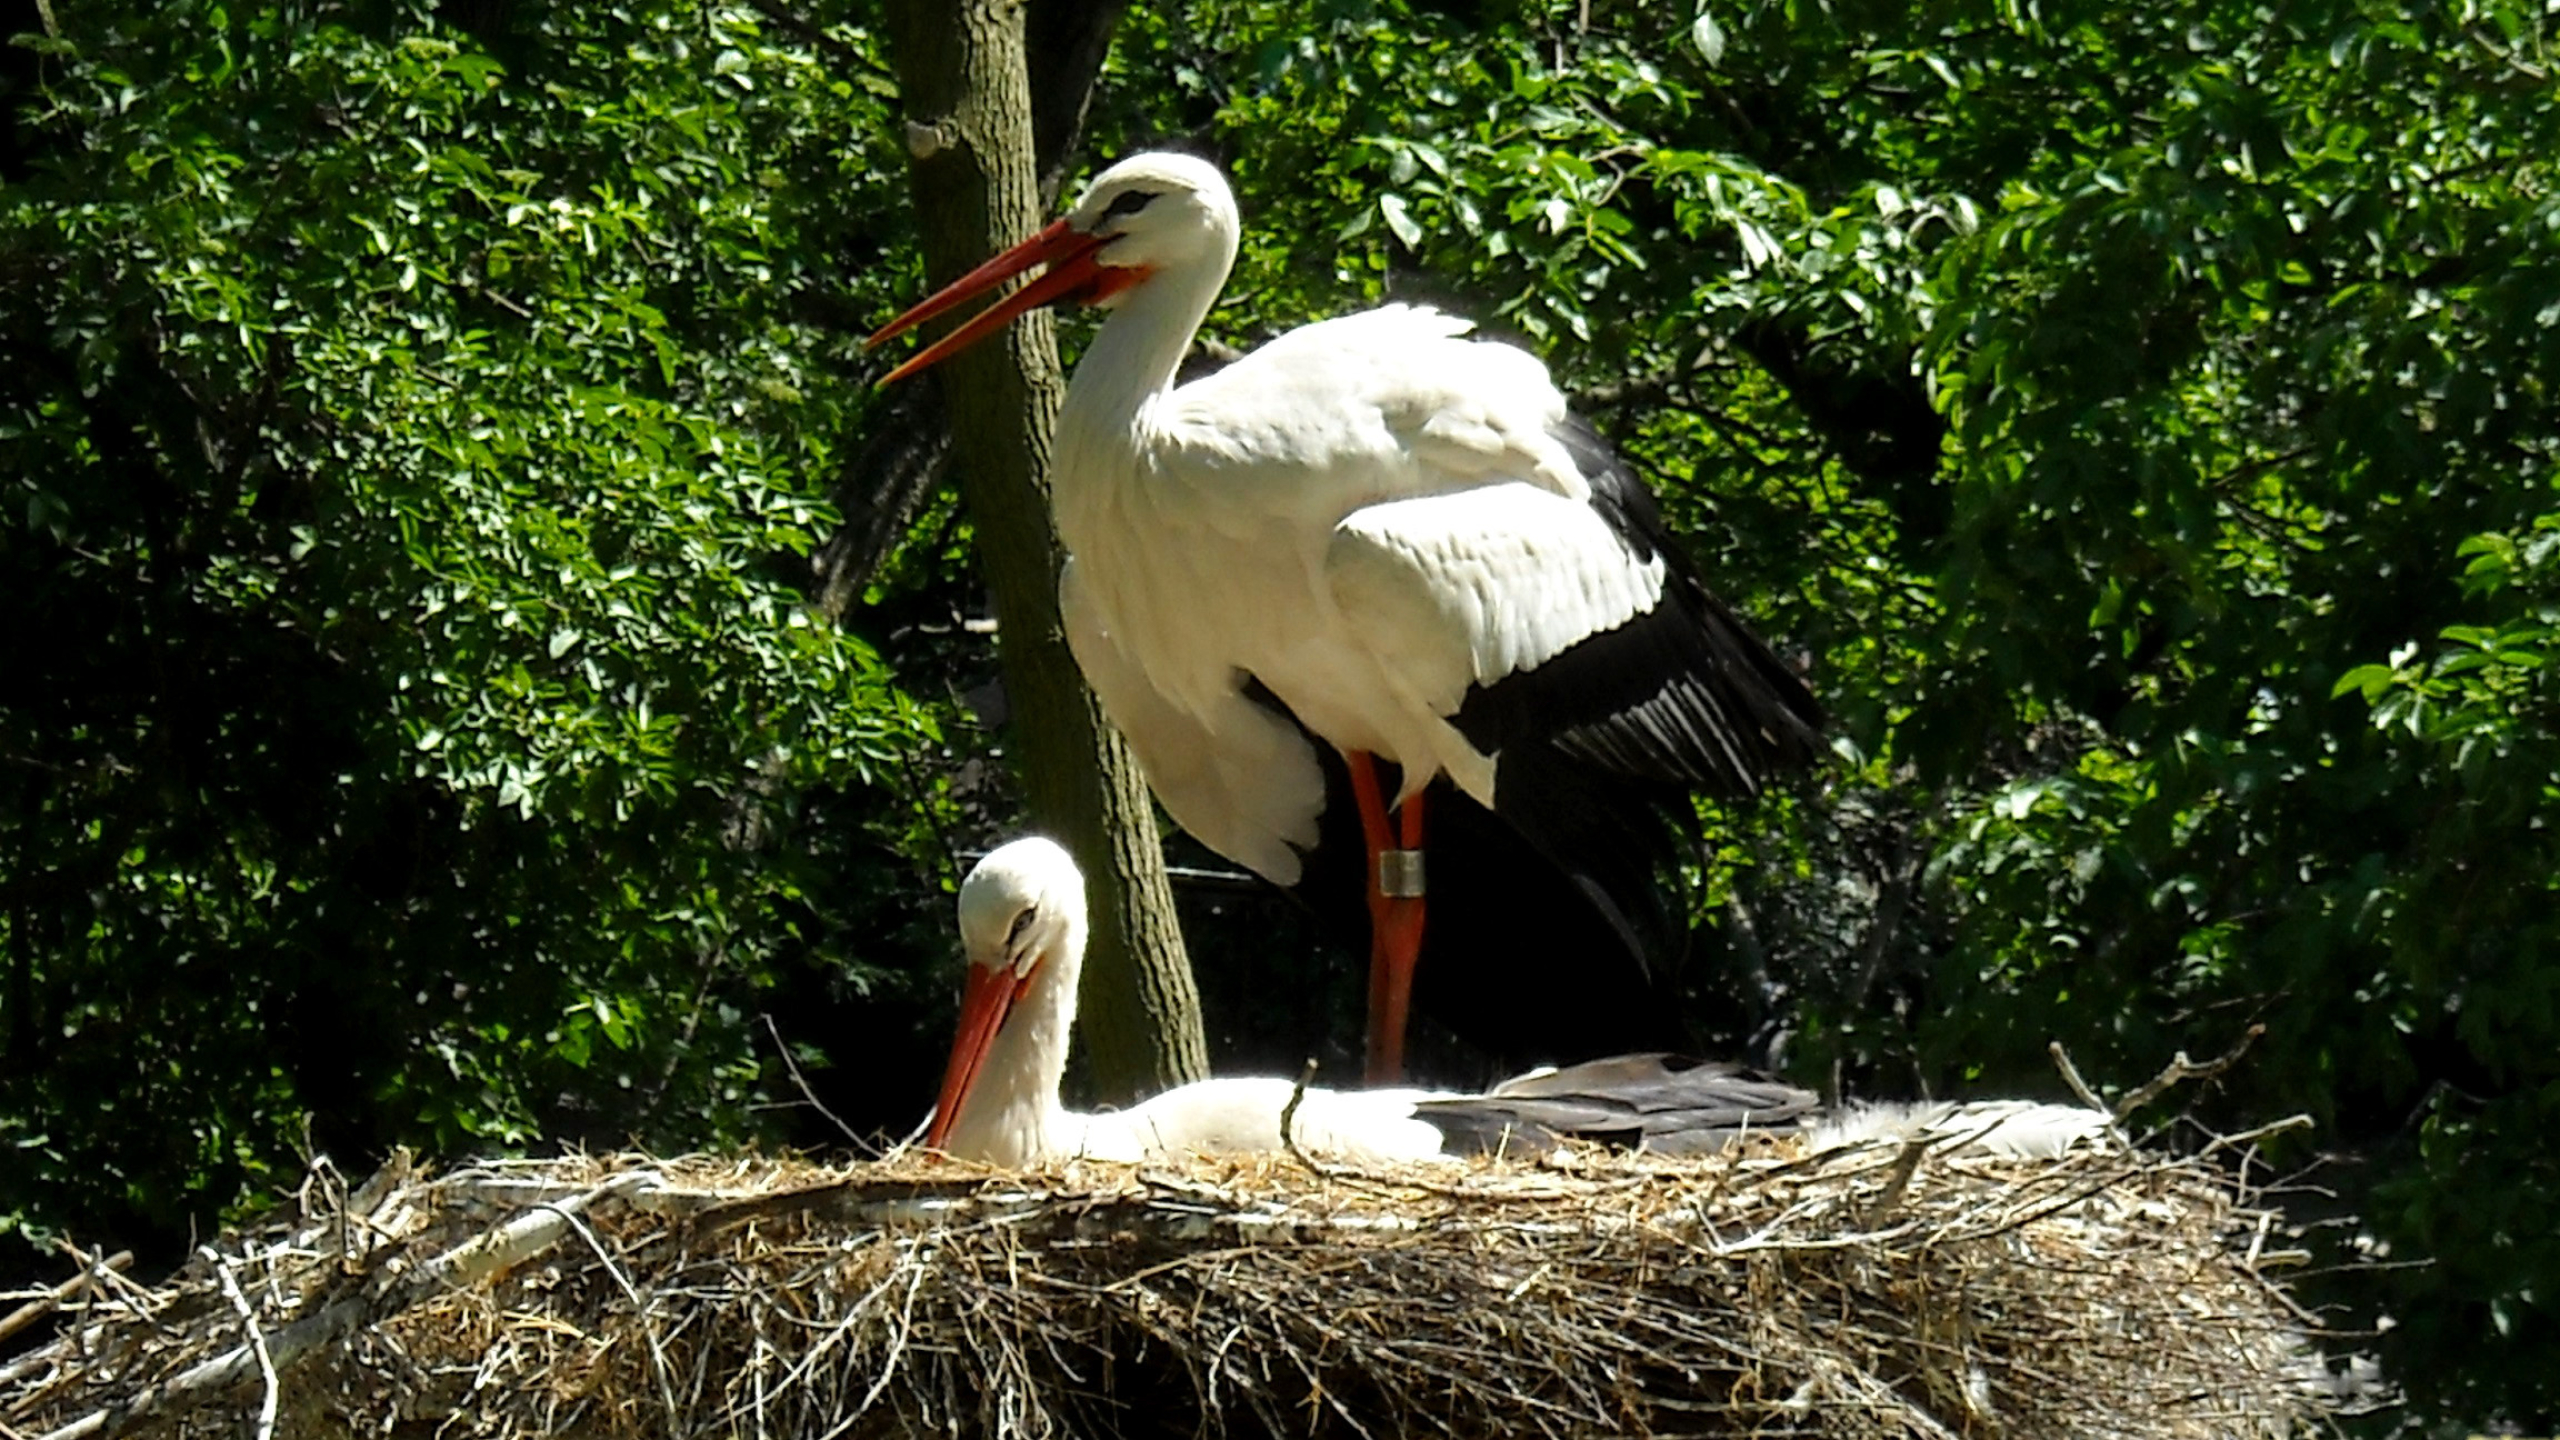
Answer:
[1412,1054,1819,1157]
[1449,415,1825,794]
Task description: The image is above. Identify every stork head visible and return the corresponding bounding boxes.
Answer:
[925,836,1088,1153]
[866,151,1241,384]
[1058,152,1239,284]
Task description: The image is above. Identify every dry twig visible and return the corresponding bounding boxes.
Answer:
[0,1136,2348,1440]
[0,1255,131,1350]
[199,1252,275,1440]
[2116,1025,2268,1119]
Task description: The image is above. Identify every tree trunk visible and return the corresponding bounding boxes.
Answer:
[882,0,1206,1100]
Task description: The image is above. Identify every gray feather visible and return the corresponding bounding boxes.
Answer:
[1411,1053,1818,1157]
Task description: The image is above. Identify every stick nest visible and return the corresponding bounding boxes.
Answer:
[4,1132,2342,1439]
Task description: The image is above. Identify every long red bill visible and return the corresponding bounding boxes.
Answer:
[867,220,1110,385]
[923,957,1042,1154]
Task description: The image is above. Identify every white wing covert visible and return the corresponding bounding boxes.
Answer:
[1326,483,1670,713]
[1150,306,1591,516]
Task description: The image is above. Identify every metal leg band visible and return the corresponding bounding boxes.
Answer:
[1376,848,1426,899]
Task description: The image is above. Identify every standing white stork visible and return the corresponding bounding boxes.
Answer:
[927,840,2109,1167]
[873,153,1824,1083]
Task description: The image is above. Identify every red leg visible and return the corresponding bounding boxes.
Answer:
[1345,751,1395,932]
[1348,752,1429,1084]
[1347,752,1397,1078]
[1369,787,1428,1084]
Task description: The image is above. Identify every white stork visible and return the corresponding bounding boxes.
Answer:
[926,839,2109,1168]
[873,153,1825,1083]
[933,838,1814,1165]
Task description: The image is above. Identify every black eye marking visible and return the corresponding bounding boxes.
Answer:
[1101,189,1159,220]
[1005,908,1037,947]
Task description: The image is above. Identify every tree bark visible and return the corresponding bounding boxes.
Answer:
[882,0,1206,1100]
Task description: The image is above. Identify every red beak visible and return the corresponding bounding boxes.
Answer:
[866,220,1114,385]
[923,957,1043,1153]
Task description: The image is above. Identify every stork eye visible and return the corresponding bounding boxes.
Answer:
[1005,908,1037,947]
[1101,189,1159,220]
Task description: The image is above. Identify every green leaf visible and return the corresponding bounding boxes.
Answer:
[1691,9,1727,68]
[1379,193,1422,249]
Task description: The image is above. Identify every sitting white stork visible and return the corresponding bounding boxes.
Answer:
[925,840,2107,1168]
[872,153,1825,1082]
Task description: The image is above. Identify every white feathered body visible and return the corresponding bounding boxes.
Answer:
[1077,1079,1449,1165]
[1055,300,1668,886]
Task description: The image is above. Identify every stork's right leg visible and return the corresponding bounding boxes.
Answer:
[1347,751,1427,1084]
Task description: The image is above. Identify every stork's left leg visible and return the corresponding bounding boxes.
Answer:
[1347,752,1428,1084]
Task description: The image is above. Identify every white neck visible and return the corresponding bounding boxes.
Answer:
[940,927,1088,1169]
[1051,248,1233,533]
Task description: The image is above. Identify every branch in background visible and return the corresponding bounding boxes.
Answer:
[1732,318,1947,549]
[2110,1024,2267,1122]
[1026,0,1134,205]
[1572,368,1683,412]
[1569,358,1789,454]
[812,381,950,622]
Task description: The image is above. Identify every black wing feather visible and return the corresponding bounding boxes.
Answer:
[1450,415,1825,797]
[1412,1053,1819,1157]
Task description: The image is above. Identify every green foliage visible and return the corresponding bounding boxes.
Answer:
[0,2,953,1245]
